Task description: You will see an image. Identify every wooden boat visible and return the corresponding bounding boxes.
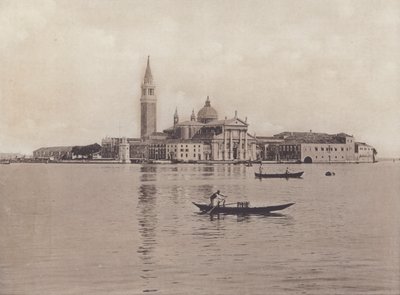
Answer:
[254,171,304,178]
[192,202,295,215]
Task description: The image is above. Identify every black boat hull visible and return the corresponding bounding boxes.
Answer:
[255,171,304,178]
[192,202,295,214]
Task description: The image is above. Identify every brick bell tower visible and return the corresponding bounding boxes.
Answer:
[140,56,157,139]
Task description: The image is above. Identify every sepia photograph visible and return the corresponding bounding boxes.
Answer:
[1,0,399,294]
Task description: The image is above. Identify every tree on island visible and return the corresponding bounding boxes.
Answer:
[72,143,101,159]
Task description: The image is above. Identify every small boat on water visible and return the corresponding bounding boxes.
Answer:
[254,171,304,178]
[192,202,295,215]
[0,160,11,165]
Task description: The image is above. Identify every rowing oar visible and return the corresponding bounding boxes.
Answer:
[207,195,231,214]
[207,202,235,214]
[207,205,218,214]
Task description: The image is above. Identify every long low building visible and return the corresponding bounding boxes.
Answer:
[33,146,73,160]
[102,131,376,163]
[258,131,376,163]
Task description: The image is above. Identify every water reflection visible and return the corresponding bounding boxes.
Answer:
[201,165,215,172]
[137,184,158,289]
[140,165,158,173]
[200,165,215,177]
[168,185,181,206]
[140,165,157,182]
[206,212,292,222]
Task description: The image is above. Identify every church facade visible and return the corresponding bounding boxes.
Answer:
[162,97,257,161]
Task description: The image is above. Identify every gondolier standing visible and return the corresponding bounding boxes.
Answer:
[209,190,227,207]
[259,162,263,174]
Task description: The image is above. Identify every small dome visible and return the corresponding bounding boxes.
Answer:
[197,96,218,123]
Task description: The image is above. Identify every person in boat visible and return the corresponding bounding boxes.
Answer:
[209,190,227,207]
[285,167,289,174]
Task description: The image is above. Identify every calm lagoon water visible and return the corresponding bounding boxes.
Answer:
[0,162,399,294]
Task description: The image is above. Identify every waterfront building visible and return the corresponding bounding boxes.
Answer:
[255,136,284,161]
[140,56,157,139]
[260,132,361,163]
[301,139,355,163]
[101,137,141,159]
[129,142,148,162]
[147,141,166,160]
[355,142,376,163]
[33,146,73,160]
[166,141,204,162]
[101,137,120,158]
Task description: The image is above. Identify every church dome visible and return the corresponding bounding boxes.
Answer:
[197,96,218,123]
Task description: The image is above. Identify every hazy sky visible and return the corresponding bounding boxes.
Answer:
[1,0,399,157]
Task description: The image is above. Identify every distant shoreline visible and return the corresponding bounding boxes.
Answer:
[4,159,383,165]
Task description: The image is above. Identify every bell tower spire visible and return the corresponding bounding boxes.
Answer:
[190,109,196,121]
[174,107,179,126]
[140,56,157,138]
[144,55,153,84]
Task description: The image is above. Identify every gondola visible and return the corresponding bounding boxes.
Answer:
[254,171,304,178]
[192,202,295,215]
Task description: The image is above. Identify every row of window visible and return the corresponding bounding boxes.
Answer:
[166,144,202,148]
[149,151,166,154]
[304,146,351,152]
[142,88,155,95]
[279,146,299,151]
[314,147,344,152]
[166,147,201,151]
[180,154,198,158]
[315,155,345,159]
